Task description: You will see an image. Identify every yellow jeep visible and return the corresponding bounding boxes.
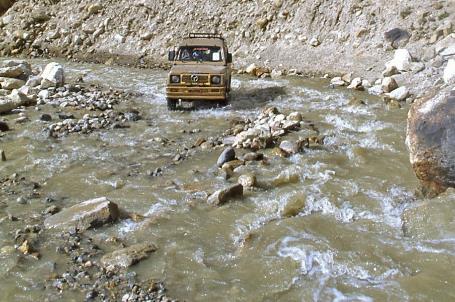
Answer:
[166,33,232,110]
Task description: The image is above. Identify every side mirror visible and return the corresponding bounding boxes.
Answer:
[227,53,232,64]
[168,50,176,61]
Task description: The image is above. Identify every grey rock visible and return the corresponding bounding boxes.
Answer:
[0,78,25,90]
[100,243,157,268]
[43,197,119,232]
[41,62,64,88]
[279,140,300,155]
[217,147,236,167]
[388,86,409,101]
[384,28,410,48]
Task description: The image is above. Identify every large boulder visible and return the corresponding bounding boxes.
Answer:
[44,197,119,231]
[100,243,157,268]
[406,89,455,196]
[0,89,35,113]
[40,62,64,88]
[0,77,25,90]
[0,60,32,79]
[385,49,412,72]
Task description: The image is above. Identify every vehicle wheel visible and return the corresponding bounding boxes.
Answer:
[218,94,230,107]
[167,98,177,110]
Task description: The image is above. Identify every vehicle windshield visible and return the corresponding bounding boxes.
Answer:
[177,46,223,62]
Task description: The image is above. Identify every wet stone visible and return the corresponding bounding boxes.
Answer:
[238,174,257,188]
[208,184,244,206]
[40,113,52,121]
[100,243,157,268]
[282,193,307,217]
[44,197,119,232]
[217,147,236,167]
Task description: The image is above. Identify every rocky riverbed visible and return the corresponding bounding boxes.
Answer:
[1,58,455,301]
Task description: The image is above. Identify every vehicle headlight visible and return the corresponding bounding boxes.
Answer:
[170,75,180,83]
[211,75,221,85]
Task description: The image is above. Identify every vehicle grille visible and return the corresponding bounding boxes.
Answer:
[181,74,209,84]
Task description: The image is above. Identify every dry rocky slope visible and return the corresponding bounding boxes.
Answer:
[0,0,452,82]
[1,0,455,194]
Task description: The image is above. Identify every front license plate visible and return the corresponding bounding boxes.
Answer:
[181,101,193,108]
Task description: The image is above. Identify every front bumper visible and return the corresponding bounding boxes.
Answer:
[166,86,226,100]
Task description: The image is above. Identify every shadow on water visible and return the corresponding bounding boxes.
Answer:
[230,85,287,110]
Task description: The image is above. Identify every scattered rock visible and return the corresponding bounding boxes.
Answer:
[207,184,243,206]
[40,113,52,122]
[279,140,301,155]
[0,90,35,113]
[384,28,411,48]
[385,48,412,71]
[341,72,353,83]
[17,240,32,255]
[330,77,345,87]
[387,86,409,101]
[245,63,257,75]
[347,77,363,90]
[309,37,320,47]
[41,62,64,88]
[381,77,399,93]
[217,147,236,167]
[382,65,399,77]
[100,243,157,268]
[44,197,119,232]
[242,152,264,161]
[238,174,256,188]
[0,78,25,90]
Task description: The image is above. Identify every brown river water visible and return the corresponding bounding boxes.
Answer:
[1,60,455,301]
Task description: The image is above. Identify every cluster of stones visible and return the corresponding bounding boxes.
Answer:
[227,107,304,150]
[47,111,132,137]
[38,85,131,111]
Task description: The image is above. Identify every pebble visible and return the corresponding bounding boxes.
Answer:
[40,113,52,121]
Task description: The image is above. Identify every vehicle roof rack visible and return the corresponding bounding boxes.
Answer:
[188,33,224,40]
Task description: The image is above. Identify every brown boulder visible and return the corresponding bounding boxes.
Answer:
[406,89,455,196]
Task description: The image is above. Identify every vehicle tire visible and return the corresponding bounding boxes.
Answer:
[167,98,177,110]
[218,93,230,107]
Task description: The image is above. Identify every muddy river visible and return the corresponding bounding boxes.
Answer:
[1,60,455,301]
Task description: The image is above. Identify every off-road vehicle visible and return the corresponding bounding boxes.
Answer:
[166,33,232,110]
